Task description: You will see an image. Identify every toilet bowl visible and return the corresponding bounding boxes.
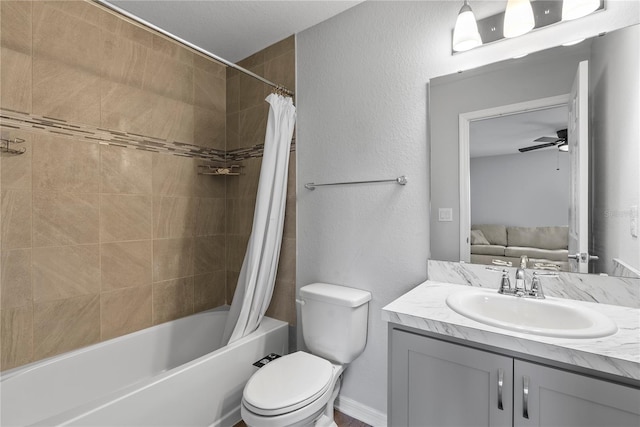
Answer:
[241,352,344,427]
[240,283,372,427]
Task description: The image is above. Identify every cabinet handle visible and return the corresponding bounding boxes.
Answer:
[523,376,530,419]
[497,369,504,410]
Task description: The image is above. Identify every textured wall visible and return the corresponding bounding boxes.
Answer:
[0,0,228,371]
[297,0,639,423]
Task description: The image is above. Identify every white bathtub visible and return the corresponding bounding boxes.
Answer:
[0,308,288,426]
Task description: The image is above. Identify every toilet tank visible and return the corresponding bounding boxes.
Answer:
[299,283,372,364]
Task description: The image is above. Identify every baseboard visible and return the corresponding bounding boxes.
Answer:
[335,395,387,427]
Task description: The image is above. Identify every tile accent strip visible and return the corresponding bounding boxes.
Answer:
[0,109,294,163]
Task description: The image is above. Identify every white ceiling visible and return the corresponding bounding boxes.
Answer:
[106,0,364,63]
[470,106,569,158]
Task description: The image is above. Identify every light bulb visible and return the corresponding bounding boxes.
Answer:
[504,0,535,38]
[453,1,482,52]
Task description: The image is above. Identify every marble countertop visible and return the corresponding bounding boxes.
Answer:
[382,281,640,381]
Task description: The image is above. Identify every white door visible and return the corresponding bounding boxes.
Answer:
[568,61,590,273]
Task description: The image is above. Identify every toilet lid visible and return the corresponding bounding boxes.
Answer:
[243,352,335,416]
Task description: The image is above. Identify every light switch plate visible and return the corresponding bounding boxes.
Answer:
[438,208,453,222]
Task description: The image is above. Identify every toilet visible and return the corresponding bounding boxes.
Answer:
[241,283,372,427]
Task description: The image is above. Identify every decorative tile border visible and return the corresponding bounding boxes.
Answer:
[0,109,294,163]
[427,260,640,308]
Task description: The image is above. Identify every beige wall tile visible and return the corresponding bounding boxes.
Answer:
[194,236,225,275]
[283,196,296,239]
[194,54,226,79]
[238,51,264,70]
[225,111,240,150]
[32,58,101,125]
[100,145,153,195]
[194,106,226,149]
[152,154,196,196]
[1,129,33,190]
[100,194,152,243]
[143,50,194,103]
[263,36,294,61]
[0,1,32,53]
[276,237,296,284]
[151,34,193,66]
[101,240,152,291]
[101,286,152,340]
[226,198,256,235]
[194,68,225,111]
[1,189,32,250]
[1,305,33,370]
[226,158,261,198]
[195,197,226,236]
[101,31,147,89]
[153,238,194,282]
[32,1,101,72]
[194,272,225,312]
[33,294,100,359]
[193,169,226,198]
[152,276,194,324]
[226,74,240,115]
[101,81,194,143]
[32,191,99,247]
[100,11,153,48]
[226,270,239,305]
[1,249,32,309]
[0,47,32,113]
[238,64,266,111]
[264,50,295,92]
[266,279,296,325]
[38,0,103,27]
[226,234,249,274]
[153,196,196,239]
[239,104,269,148]
[33,133,100,193]
[32,245,100,303]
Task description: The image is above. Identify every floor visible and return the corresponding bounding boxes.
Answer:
[233,410,371,427]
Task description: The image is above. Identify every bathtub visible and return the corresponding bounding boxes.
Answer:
[1,308,288,426]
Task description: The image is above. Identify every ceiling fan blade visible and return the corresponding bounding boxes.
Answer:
[533,136,560,143]
[518,142,558,152]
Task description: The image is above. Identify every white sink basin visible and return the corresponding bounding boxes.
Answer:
[446,289,618,339]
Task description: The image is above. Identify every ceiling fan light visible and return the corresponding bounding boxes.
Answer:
[504,0,535,38]
[558,142,569,152]
[562,0,600,21]
[453,1,482,52]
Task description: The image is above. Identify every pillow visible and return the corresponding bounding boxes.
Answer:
[470,229,490,245]
[472,224,508,246]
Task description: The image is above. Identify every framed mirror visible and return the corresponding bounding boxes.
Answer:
[429,23,639,277]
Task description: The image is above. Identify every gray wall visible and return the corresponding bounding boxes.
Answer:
[590,25,640,274]
[470,150,570,227]
[296,1,639,422]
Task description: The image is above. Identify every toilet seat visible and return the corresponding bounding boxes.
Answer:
[243,352,336,416]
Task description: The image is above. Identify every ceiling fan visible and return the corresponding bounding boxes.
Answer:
[518,129,568,153]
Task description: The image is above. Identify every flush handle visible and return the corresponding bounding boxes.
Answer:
[497,369,504,410]
[523,376,530,419]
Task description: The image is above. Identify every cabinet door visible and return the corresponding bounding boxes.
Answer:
[390,329,513,427]
[514,360,640,427]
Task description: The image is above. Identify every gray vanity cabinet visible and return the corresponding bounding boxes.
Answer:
[389,327,640,427]
[389,328,513,427]
[513,360,640,427]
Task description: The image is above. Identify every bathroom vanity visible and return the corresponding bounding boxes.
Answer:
[383,282,640,427]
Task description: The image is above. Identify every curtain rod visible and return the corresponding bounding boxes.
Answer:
[93,0,294,96]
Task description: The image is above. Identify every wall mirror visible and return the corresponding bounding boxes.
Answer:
[429,23,639,277]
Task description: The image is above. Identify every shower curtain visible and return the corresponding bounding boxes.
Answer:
[222,93,296,345]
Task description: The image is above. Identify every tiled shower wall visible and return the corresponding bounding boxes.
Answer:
[226,36,297,326]
[0,0,296,371]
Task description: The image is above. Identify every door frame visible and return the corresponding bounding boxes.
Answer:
[458,94,570,262]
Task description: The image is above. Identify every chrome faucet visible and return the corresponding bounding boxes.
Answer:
[514,255,528,295]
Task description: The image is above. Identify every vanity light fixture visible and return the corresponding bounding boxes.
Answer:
[562,0,600,21]
[453,0,482,52]
[451,1,604,54]
[562,38,586,46]
[504,0,535,38]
